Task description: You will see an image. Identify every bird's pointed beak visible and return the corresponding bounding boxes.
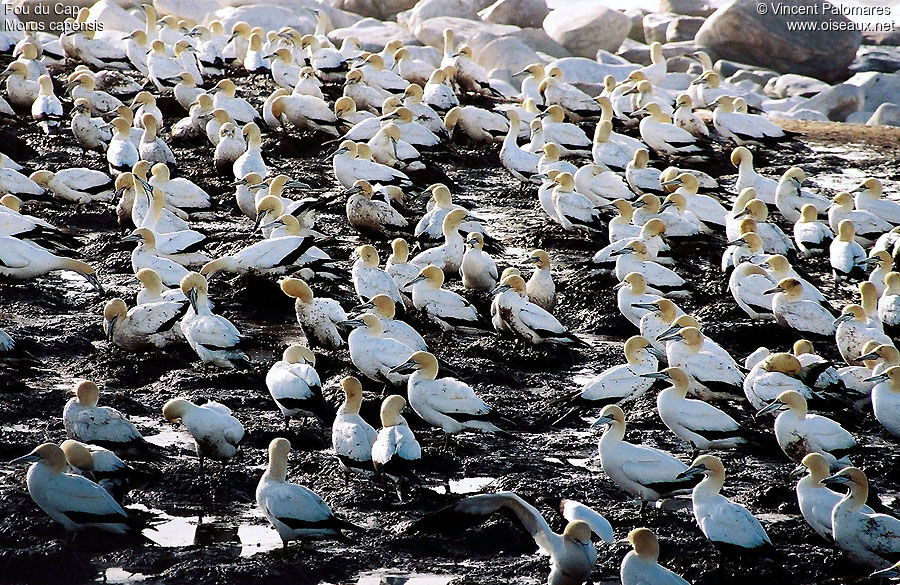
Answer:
[676,464,705,479]
[390,358,418,374]
[790,464,807,478]
[821,473,850,487]
[8,453,40,465]
[491,283,511,295]
[832,313,854,326]
[763,287,780,295]
[856,351,880,362]
[260,219,285,230]
[641,369,669,380]
[254,210,267,229]
[104,316,117,341]
[590,415,614,428]
[631,303,659,311]
[863,373,889,383]
[756,400,783,417]
[85,273,104,294]
[187,287,198,313]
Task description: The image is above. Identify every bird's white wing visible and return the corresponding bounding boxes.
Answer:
[804,415,856,452]
[620,443,688,484]
[516,301,566,335]
[858,513,900,557]
[424,379,490,415]
[45,473,128,522]
[183,314,241,348]
[453,492,561,555]
[698,497,771,547]
[262,482,331,523]
[671,399,739,432]
[57,167,111,190]
[128,301,187,335]
[560,499,613,543]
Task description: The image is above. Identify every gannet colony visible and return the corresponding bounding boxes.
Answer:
[0,0,898,583]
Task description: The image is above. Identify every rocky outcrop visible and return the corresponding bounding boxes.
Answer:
[695,0,861,82]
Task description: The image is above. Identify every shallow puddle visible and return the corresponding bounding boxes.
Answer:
[140,505,281,557]
[96,568,146,584]
[428,476,496,495]
[353,570,458,585]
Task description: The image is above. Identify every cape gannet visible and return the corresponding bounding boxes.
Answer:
[866,366,900,437]
[411,491,600,585]
[650,367,748,452]
[757,390,856,468]
[10,443,132,535]
[621,527,692,585]
[163,397,244,474]
[179,272,249,368]
[372,395,421,500]
[103,297,185,350]
[266,344,332,428]
[63,381,145,449]
[822,467,900,569]
[60,440,135,504]
[594,404,699,503]
[347,314,415,385]
[280,278,347,350]
[395,350,502,438]
[332,376,377,477]
[677,455,773,551]
[460,232,497,292]
[257,438,362,546]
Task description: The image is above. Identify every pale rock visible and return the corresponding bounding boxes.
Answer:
[543,4,631,58]
[849,46,900,74]
[211,5,313,33]
[328,0,418,20]
[770,109,829,122]
[760,96,807,112]
[400,0,492,31]
[764,74,830,99]
[548,56,638,85]
[789,83,863,122]
[695,0,860,83]
[514,28,570,58]
[219,0,359,28]
[329,18,418,52]
[659,0,721,17]
[86,0,143,31]
[625,7,650,42]
[413,16,519,50]
[474,36,543,74]
[844,71,900,112]
[643,13,677,45]
[618,40,698,65]
[728,69,778,87]
[596,50,635,66]
[666,55,696,73]
[845,111,874,124]
[479,0,549,29]
[666,16,705,43]
[866,102,900,127]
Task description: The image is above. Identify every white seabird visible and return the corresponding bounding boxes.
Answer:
[257,438,361,546]
[63,381,145,449]
[757,390,856,468]
[594,404,699,503]
[332,376,377,476]
[10,443,132,535]
[266,344,331,428]
[677,455,773,551]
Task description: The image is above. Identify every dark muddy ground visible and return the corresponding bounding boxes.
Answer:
[0,62,898,585]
